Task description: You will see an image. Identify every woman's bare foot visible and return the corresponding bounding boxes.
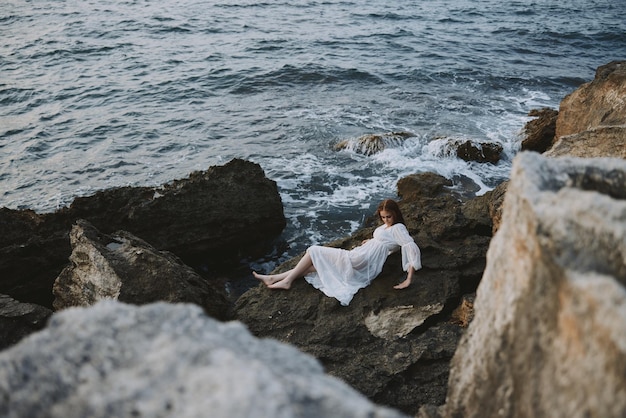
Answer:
[393,278,412,290]
[252,271,282,286]
[268,280,292,290]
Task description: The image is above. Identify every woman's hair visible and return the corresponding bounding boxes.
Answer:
[376,199,405,225]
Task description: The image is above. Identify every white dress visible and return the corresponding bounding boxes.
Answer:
[304,223,422,306]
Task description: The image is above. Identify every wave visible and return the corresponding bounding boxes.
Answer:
[228,64,384,94]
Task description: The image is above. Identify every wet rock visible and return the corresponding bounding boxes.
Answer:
[454,140,503,164]
[0,159,285,308]
[521,107,559,153]
[235,171,494,415]
[0,301,407,418]
[53,220,231,320]
[334,131,415,155]
[0,294,52,351]
[440,153,626,418]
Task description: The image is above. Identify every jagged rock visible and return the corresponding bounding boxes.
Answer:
[53,220,231,320]
[0,301,407,418]
[545,125,626,159]
[0,294,52,351]
[0,159,285,308]
[334,131,415,155]
[235,171,494,415]
[454,140,503,164]
[556,61,626,139]
[440,152,626,418]
[521,107,559,153]
[449,293,475,328]
[484,180,508,234]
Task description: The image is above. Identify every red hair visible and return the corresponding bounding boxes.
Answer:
[376,199,405,225]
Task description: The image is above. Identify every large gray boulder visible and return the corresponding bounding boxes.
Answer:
[439,152,626,418]
[0,301,406,418]
[53,220,231,320]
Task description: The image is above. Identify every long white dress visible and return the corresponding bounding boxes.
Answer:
[304,223,421,306]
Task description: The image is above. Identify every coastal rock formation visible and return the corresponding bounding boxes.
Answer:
[334,131,415,155]
[235,171,496,415]
[556,61,626,139]
[439,153,626,418]
[521,108,559,153]
[0,159,285,308]
[53,220,230,320]
[0,294,52,351]
[0,301,406,418]
[454,140,503,164]
[427,137,503,164]
[521,61,625,158]
[545,125,626,158]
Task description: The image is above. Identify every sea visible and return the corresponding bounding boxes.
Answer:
[2,0,625,272]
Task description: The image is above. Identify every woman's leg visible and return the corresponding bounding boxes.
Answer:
[252,270,290,286]
[267,251,315,290]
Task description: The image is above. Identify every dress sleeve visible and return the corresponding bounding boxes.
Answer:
[392,224,422,272]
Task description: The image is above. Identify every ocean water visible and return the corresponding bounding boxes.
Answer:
[2,0,625,267]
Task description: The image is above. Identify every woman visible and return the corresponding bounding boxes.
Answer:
[253,199,421,306]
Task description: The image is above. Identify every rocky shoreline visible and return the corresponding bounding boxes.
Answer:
[1,61,625,417]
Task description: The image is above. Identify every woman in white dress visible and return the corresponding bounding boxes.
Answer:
[253,199,422,306]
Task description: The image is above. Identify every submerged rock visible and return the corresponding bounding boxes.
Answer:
[0,301,407,418]
[428,137,503,164]
[53,220,230,320]
[439,153,626,418]
[454,140,503,164]
[334,131,415,155]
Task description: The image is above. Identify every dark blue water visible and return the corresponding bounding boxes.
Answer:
[2,0,625,267]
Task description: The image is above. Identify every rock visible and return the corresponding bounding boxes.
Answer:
[427,137,503,164]
[0,294,52,351]
[0,159,285,309]
[484,180,508,234]
[521,107,559,153]
[334,131,415,155]
[449,293,475,328]
[556,61,626,140]
[53,220,231,320]
[0,301,407,418]
[235,171,494,415]
[0,208,72,308]
[545,125,626,159]
[61,158,285,261]
[440,152,626,418]
[454,140,503,164]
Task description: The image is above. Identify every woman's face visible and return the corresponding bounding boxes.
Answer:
[380,210,394,227]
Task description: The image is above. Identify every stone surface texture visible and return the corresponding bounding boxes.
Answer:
[235,171,496,415]
[53,220,230,320]
[0,294,52,350]
[0,159,285,308]
[441,152,626,418]
[556,61,626,139]
[0,301,406,418]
